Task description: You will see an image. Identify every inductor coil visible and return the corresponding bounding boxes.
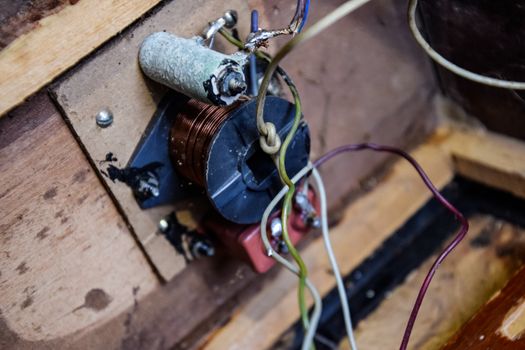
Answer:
[170,97,310,224]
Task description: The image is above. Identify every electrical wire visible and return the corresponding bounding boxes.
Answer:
[311,168,358,350]
[408,0,525,90]
[260,163,322,350]
[244,0,311,50]
[294,0,311,32]
[255,0,373,335]
[219,26,311,329]
[255,0,372,155]
[275,81,310,330]
[314,143,469,350]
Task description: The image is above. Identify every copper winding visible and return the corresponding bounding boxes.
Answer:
[170,99,237,187]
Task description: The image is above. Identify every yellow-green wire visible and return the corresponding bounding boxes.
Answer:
[219,28,310,329]
[276,83,310,329]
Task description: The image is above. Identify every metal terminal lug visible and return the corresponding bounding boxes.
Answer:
[270,218,283,238]
[294,189,320,228]
[202,10,239,42]
[136,170,160,199]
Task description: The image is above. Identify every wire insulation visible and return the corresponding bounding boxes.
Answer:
[408,0,525,90]
[311,169,358,350]
[260,163,322,350]
[256,0,372,155]
[315,143,469,350]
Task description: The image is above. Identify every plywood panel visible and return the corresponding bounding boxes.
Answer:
[0,93,158,346]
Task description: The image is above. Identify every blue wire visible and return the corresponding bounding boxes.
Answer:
[298,0,310,32]
[249,10,259,96]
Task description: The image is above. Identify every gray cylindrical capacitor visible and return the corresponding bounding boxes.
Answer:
[139,32,247,105]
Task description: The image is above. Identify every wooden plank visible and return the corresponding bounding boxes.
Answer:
[0,0,162,117]
[441,129,525,199]
[442,266,525,350]
[0,93,158,347]
[203,139,454,350]
[0,0,72,49]
[343,215,525,350]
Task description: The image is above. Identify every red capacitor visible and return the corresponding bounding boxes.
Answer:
[203,187,318,273]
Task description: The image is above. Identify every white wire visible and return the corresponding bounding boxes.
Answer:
[260,163,322,350]
[311,168,358,350]
[409,0,525,90]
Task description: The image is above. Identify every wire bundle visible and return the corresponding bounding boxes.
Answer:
[217,0,484,349]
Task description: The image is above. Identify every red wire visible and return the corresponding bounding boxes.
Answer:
[314,143,469,350]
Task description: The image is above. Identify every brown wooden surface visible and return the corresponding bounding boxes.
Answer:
[0,92,262,350]
[343,215,525,350]
[0,0,73,49]
[0,93,158,347]
[443,266,525,350]
[51,0,434,281]
[0,0,162,117]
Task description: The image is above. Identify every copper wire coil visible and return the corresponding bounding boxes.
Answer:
[170,99,238,187]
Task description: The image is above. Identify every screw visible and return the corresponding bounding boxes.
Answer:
[223,10,238,28]
[96,109,113,128]
[158,219,170,233]
[191,240,215,258]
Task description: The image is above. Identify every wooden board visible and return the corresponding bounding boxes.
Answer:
[51,0,435,281]
[0,0,163,117]
[50,0,255,281]
[442,129,525,199]
[0,0,75,49]
[443,266,525,349]
[203,140,454,350]
[0,93,158,346]
[343,215,525,350]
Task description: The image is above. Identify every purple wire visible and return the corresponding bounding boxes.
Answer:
[315,143,469,350]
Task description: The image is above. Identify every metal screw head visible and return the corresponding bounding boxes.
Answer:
[158,219,170,233]
[223,10,238,28]
[96,109,113,128]
[192,240,215,258]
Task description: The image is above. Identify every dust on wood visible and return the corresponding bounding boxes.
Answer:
[0,0,77,49]
[343,215,525,350]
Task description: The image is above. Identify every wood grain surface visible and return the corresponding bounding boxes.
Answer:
[442,129,525,200]
[0,0,162,117]
[0,93,158,346]
[443,266,525,350]
[343,215,525,350]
